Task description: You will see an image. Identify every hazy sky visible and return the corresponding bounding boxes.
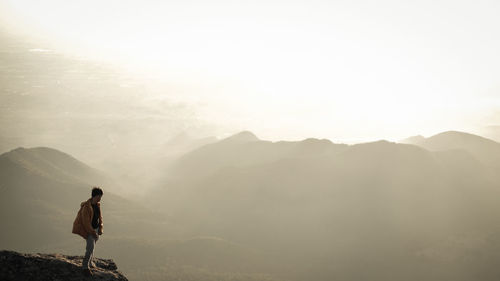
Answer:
[1,0,499,142]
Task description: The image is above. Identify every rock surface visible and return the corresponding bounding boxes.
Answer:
[0,250,128,281]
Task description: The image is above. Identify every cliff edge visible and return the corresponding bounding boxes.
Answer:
[0,250,128,281]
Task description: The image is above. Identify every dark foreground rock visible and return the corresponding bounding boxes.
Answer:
[0,250,128,281]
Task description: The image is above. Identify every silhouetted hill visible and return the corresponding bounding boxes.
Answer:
[0,250,128,281]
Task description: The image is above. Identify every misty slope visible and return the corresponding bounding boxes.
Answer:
[164,133,218,155]
[0,147,112,186]
[153,132,500,281]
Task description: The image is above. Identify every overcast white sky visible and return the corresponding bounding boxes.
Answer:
[1,0,499,142]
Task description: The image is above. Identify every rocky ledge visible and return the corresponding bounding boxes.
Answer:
[0,250,128,281]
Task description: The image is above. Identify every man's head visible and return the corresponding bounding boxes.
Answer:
[91,187,103,203]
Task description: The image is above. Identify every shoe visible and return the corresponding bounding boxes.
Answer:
[83,268,93,277]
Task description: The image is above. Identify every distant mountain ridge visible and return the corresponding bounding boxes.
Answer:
[171,130,500,181]
[170,131,349,179]
[400,130,500,169]
[400,130,500,146]
[151,129,500,281]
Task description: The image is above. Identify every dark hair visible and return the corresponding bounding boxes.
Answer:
[91,187,103,197]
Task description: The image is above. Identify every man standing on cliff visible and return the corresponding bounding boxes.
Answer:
[72,187,104,276]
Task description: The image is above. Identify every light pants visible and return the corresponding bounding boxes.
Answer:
[82,228,99,269]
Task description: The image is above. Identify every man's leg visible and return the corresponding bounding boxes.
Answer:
[90,228,99,268]
[82,234,96,269]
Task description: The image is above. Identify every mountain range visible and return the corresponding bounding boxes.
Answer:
[152,130,500,281]
[2,130,500,281]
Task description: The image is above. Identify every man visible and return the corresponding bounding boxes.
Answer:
[72,187,104,276]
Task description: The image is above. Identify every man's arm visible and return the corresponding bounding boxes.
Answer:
[98,204,103,235]
[98,220,103,235]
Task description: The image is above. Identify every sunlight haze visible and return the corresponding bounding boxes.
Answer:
[1,0,499,142]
